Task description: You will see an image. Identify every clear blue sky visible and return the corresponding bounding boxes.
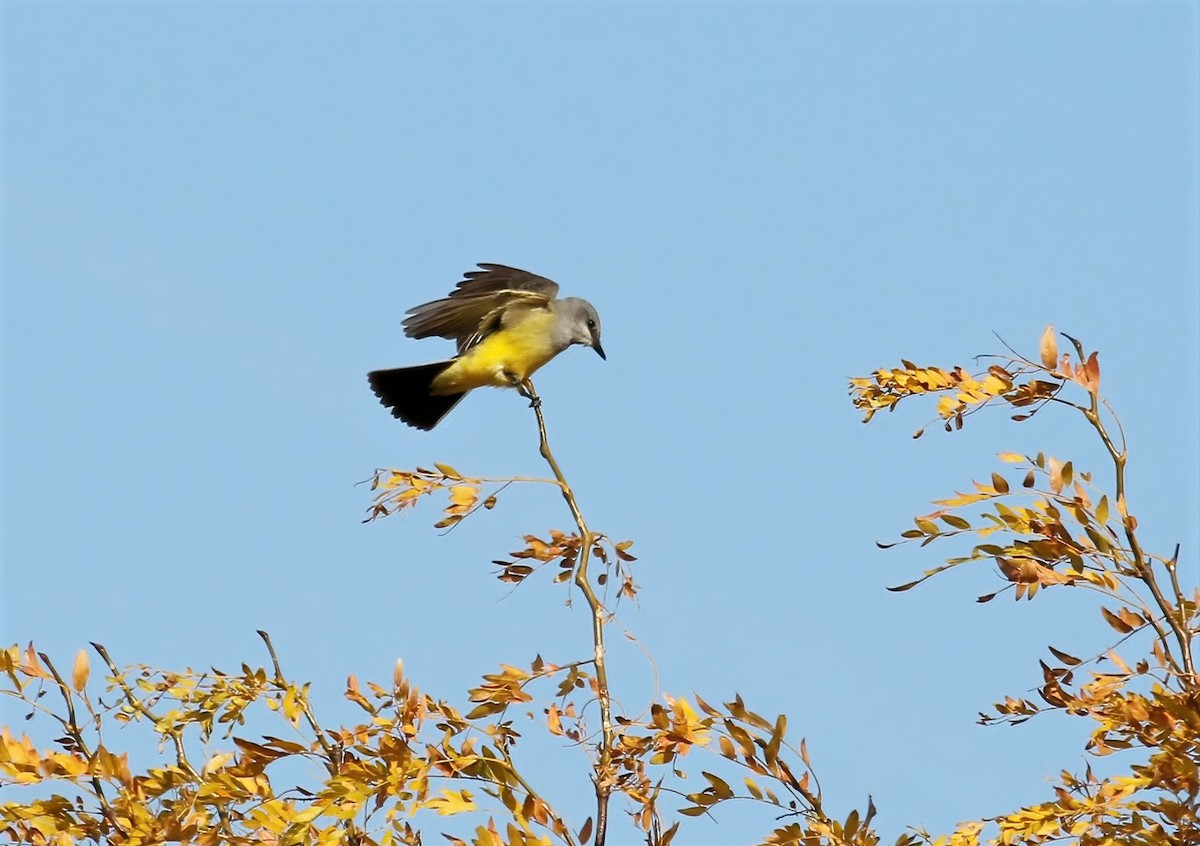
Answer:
[4,1,1197,839]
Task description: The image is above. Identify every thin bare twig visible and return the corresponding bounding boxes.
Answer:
[256,631,340,774]
[1079,391,1195,682]
[523,380,615,846]
[40,652,120,833]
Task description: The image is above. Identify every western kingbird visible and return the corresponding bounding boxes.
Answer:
[368,263,605,430]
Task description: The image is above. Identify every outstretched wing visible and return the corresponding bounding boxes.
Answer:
[402,264,559,349]
[449,263,559,300]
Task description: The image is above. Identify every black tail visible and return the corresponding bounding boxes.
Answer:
[367,362,467,430]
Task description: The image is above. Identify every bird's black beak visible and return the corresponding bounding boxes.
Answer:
[593,340,606,360]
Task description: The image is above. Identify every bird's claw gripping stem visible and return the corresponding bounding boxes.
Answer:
[516,378,542,409]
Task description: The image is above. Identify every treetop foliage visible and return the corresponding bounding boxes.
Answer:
[4,329,1196,845]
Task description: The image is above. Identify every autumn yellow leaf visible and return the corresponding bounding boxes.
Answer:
[425,789,476,815]
[71,649,90,693]
[1039,325,1058,370]
[203,752,235,775]
[1082,351,1101,395]
[1048,457,1064,494]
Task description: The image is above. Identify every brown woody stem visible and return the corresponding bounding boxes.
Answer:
[257,631,341,774]
[525,380,614,846]
[40,652,119,833]
[1082,394,1195,683]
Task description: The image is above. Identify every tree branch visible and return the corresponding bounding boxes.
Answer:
[39,652,119,833]
[523,380,615,846]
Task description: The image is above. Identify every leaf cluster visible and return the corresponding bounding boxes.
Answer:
[4,329,1196,846]
[851,327,1199,845]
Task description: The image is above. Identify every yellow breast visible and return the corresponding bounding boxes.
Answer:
[431,312,560,395]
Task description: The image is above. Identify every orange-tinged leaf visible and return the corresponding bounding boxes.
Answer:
[1083,351,1100,394]
[1040,325,1058,370]
[22,644,48,679]
[579,817,593,844]
[71,649,90,693]
[546,704,563,736]
[694,693,721,717]
[1048,646,1082,666]
[1117,607,1146,629]
[991,473,1009,494]
[1101,606,1133,634]
[434,463,462,480]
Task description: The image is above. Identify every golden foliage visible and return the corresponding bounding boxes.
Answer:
[4,330,1195,846]
[0,637,595,846]
[854,328,1199,846]
[848,328,1106,438]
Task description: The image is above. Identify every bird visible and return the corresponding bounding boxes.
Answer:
[368,263,605,430]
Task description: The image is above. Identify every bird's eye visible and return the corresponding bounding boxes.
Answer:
[587,319,596,329]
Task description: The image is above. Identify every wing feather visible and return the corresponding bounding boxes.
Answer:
[450,263,559,300]
[402,264,558,344]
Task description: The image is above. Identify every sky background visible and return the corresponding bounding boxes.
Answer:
[4,1,1198,841]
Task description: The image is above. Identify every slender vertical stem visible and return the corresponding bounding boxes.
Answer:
[257,630,338,771]
[1059,335,1194,682]
[1083,402,1195,683]
[524,381,614,846]
[40,653,120,833]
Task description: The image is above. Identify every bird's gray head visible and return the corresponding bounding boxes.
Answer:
[554,297,606,360]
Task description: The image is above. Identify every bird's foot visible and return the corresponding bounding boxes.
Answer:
[515,378,541,409]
